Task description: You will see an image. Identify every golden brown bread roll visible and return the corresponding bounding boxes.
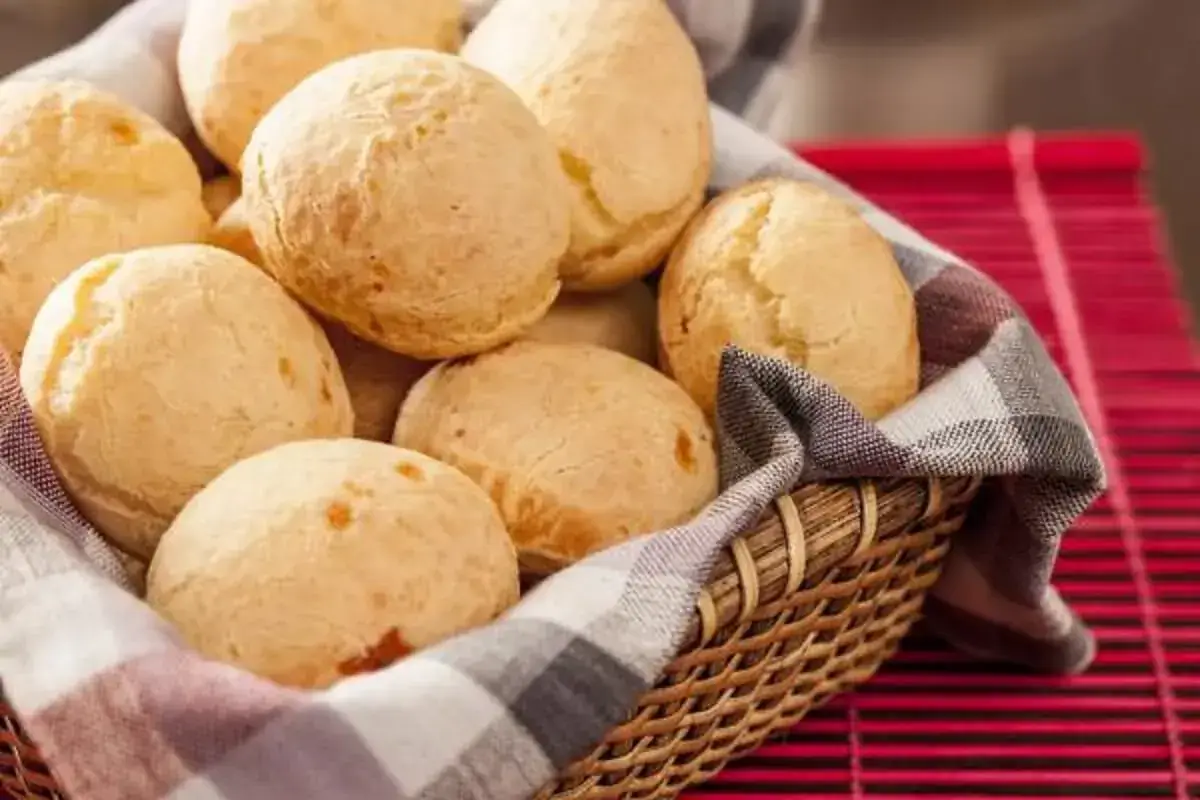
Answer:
[322,322,433,443]
[658,178,920,420]
[462,0,711,291]
[178,0,463,171]
[201,175,240,220]
[147,439,519,689]
[523,282,657,365]
[0,79,210,362]
[209,196,261,266]
[393,341,718,572]
[243,49,570,360]
[20,244,353,560]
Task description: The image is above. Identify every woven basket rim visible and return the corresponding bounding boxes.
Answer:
[686,474,981,653]
[540,473,983,798]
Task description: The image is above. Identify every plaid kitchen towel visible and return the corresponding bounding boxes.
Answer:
[0,3,1104,800]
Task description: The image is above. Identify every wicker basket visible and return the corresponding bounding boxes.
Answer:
[0,474,982,800]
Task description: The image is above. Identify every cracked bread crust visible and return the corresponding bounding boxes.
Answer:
[462,0,712,290]
[147,439,518,689]
[242,49,570,360]
[658,179,920,421]
[19,244,353,560]
[392,340,718,572]
[178,0,464,172]
[0,79,211,363]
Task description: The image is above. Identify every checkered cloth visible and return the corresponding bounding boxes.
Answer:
[0,3,1104,799]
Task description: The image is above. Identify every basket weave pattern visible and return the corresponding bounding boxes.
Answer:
[0,476,980,800]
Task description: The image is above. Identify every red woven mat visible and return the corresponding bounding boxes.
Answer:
[687,132,1200,800]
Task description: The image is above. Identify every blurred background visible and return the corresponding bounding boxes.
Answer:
[3,0,1197,321]
[766,0,1200,324]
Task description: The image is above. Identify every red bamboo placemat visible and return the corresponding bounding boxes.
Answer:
[687,132,1200,800]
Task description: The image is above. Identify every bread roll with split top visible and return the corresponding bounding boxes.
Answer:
[19,243,353,560]
[658,178,920,420]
